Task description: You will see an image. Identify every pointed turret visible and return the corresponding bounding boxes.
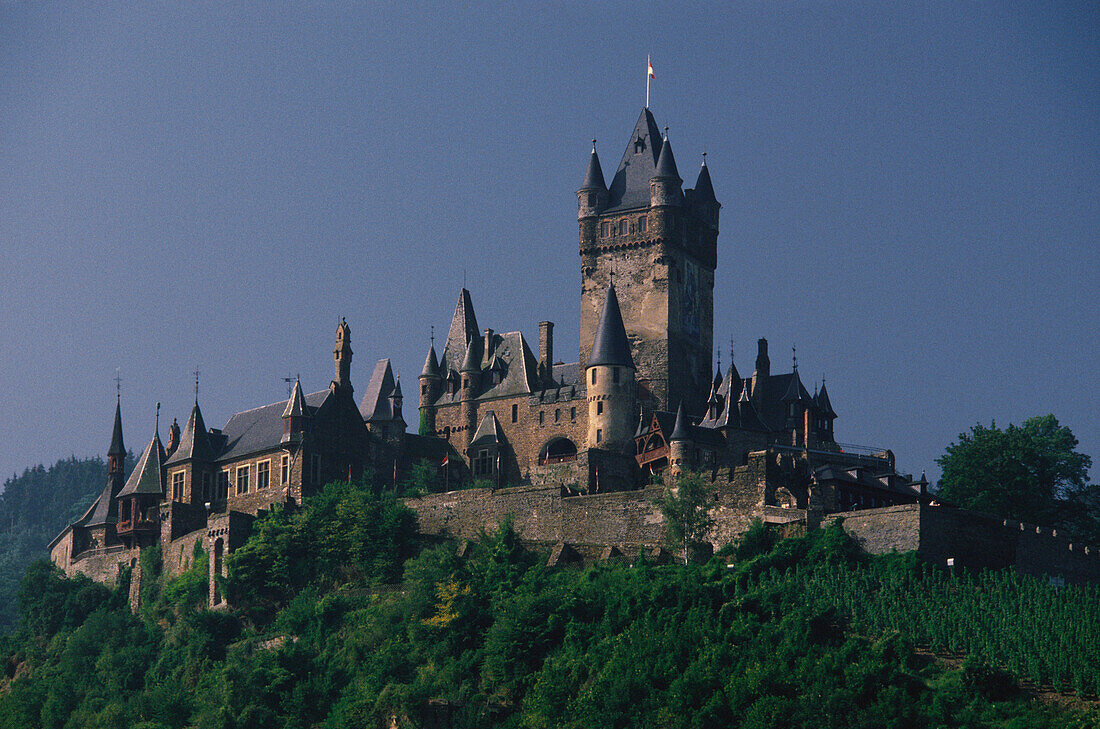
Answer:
[580,142,607,192]
[420,344,440,379]
[607,108,664,211]
[816,380,836,419]
[443,289,480,373]
[166,401,215,464]
[282,378,309,418]
[588,283,635,369]
[650,132,683,208]
[389,377,404,421]
[117,429,165,499]
[107,398,125,474]
[782,368,810,404]
[694,156,716,201]
[460,338,481,374]
[653,134,680,181]
[669,402,691,442]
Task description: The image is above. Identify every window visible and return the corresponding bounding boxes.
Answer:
[597,401,603,415]
[281,455,290,484]
[638,216,647,233]
[596,429,603,443]
[619,219,629,235]
[421,384,427,395]
[570,407,576,420]
[554,409,560,422]
[257,460,270,490]
[172,471,185,501]
[511,403,518,423]
[539,411,545,425]
[201,473,212,502]
[217,470,230,500]
[236,466,250,495]
[591,369,597,385]
[600,221,610,237]
[473,449,493,477]
[612,367,619,383]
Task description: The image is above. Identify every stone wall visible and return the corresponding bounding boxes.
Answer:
[163,527,209,577]
[65,545,136,586]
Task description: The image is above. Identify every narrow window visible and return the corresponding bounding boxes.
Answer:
[570,407,576,420]
[591,369,597,385]
[597,401,604,415]
[600,221,610,237]
[236,466,249,495]
[539,411,545,425]
[281,454,290,484]
[619,219,629,235]
[612,367,619,383]
[218,471,230,500]
[511,403,518,423]
[257,461,270,490]
[202,473,212,502]
[596,429,602,443]
[421,384,427,395]
[172,471,184,501]
[554,409,560,422]
[638,216,647,233]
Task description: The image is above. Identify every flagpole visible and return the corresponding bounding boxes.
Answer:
[646,55,650,108]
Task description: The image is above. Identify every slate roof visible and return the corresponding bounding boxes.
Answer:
[816,381,837,418]
[669,403,690,442]
[441,288,479,375]
[80,474,121,527]
[421,344,440,378]
[550,361,582,387]
[589,284,635,368]
[815,464,922,499]
[360,359,399,422]
[108,400,125,457]
[782,369,812,404]
[469,412,502,449]
[606,108,664,212]
[165,401,215,465]
[694,159,716,201]
[219,390,330,462]
[653,135,681,181]
[580,146,607,191]
[282,379,309,418]
[117,432,166,498]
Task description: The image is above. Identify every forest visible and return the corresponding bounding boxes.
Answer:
[1,474,1098,729]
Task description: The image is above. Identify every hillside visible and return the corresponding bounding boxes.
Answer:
[2,476,1099,728]
[0,457,109,632]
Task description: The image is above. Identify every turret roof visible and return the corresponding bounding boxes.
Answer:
[816,380,837,418]
[669,402,691,442]
[420,344,440,378]
[108,399,125,457]
[460,338,481,373]
[653,134,681,180]
[588,283,635,369]
[441,288,479,374]
[281,378,309,419]
[693,158,716,201]
[782,368,812,403]
[469,412,502,449]
[165,401,215,464]
[580,145,607,191]
[117,430,165,498]
[359,359,399,421]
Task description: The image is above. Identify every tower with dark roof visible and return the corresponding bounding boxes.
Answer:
[586,283,637,453]
[578,108,719,417]
[333,317,353,392]
[418,342,441,435]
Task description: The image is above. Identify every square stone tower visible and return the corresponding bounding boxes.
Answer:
[577,108,720,416]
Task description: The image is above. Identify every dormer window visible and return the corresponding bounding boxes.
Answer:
[634,136,646,154]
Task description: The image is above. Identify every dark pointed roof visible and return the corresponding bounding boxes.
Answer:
[117,431,165,498]
[460,338,481,373]
[442,288,479,374]
[817,381,837,418]
[360,359,399,421]
[711,365,723,392]
[420,344,440,378]
[726,358,741,390]
[653,135,681,181]
[282,378,309,418]
[391,377,403,400]
[588,283,635,369]
[736,381,767,431]
[580,145,607,191]
[782,368,812,403]
[607,108,664,212]
[694,158,716,201]
[108,399,125,457]
[80,476,119,527]
[165,401,215,464]
[669,402,690,442]
[469,412,502,449]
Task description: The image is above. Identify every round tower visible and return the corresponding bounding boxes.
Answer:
[577,140,609,219]
[418,343,442,435]
[649,132,682,211]
[668,402,691,476]
[586,283,637,453]
[459,340,481,450]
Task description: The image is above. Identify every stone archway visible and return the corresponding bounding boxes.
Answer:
[539,437,578,465]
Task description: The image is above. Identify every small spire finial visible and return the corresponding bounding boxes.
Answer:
[664,125,669,140]
[592,139,597,152]
[114,369,121,401]
[729,336,735,366]
[193,367,200,402]
[702,151,707,166]
[792,346,798,371]
[283,374,295,398]
[716,348,721,373]
[609,264,614,287]
[430,324,435,348]
[155,402,161,432]
[463,268,467,289]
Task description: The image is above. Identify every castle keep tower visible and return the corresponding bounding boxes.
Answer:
[578,109,720,416]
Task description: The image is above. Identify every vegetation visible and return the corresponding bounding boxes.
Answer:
[659,471,716,557]
[0,457,114,632]
[1,475,1098,728]
[937,415,1097,544]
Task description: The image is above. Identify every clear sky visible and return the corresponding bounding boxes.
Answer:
[1,2,1096,485]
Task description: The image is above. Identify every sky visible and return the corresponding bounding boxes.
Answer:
[0,2,1097,486]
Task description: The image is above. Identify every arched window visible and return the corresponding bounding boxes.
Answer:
[539,438,578,465]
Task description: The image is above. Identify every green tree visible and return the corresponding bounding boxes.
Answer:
[659,471,716,557]
[936,415,1095,542]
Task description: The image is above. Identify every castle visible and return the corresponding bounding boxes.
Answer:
[50,105,1099,597]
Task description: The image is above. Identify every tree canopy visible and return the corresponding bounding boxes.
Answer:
[936,415,1096,543]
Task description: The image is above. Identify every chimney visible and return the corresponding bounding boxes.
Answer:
[751,338,770,395]
[483,328,494,359]
[539,321,554,382]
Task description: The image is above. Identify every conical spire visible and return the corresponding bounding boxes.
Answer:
[443,288,480,373]
[694,155,716,201]
[108,398,125,458]
[420,343,440,378]
[282,378,309,419]
[580,142,607,191]
[391,377,403,400]
[653,134,681,181]
[782,367,810,403]
[607,108,664,210]
[117,427,165,498]
[588,283,635,369]
[669,402,691,442]
[166,400,215,464]
[460,337,481,374]
[817,379,837,418]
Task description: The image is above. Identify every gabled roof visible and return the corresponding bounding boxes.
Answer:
[165,401,215,465]
[117,431,165,498]
[108,399,125,457]
[359,359,398,421]
[430,331,541,406]
[607,108,664,212]
[469,412,502,449]
[282,379,309,418]
[219,390,329,462]
[420,344,440,378]
[589,284,635,369]
[580,145,607,191]
[441,288,479,374]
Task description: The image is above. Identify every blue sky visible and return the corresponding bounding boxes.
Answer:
[1,2,1096,484]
